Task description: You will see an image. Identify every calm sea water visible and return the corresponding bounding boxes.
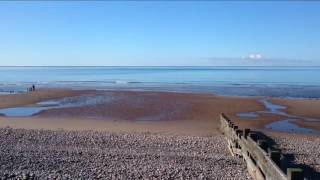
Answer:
[1,66,320,98]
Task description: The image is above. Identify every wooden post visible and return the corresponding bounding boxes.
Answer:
[268,148,281,166]
[257,140,268,152]
[220,114,304,180]
[230,123,234,128]
[280,154,288,173]
[244,128,250,139]
[249,132,258,142]
[287,168,303,180]
[236,130,243,138]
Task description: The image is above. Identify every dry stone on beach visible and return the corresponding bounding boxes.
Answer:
[272,135,320,180]
[0,128,249,179]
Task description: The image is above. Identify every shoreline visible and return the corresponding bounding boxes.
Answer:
[3,82,320,100]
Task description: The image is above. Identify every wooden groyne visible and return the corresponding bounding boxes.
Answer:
[220,113,304,180]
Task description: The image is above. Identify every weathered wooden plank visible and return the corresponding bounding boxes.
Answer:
[219,114,304,180]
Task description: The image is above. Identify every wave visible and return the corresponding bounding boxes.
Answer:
[2,80,320,99]
[2,80,320,88]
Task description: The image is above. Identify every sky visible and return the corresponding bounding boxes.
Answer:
[0,1,319,66]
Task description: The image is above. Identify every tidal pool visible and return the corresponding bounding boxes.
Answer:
[236,112,260,119]
[0,100,61,117]
[266,119,320,135]
[0,107,51,117]
[0,95,114,117]
[236,98,320,134]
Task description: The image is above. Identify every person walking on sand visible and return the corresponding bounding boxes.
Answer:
[32,84,35,91]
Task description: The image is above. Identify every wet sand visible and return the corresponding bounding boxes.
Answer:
[271,98,320,119]
[294,119,320,131]
[0,89,266,135]
[271,98,320,131]
[0,88,86,109]
[1,89,320,133]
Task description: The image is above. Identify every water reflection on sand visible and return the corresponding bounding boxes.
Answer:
[237,99,320,135]
[0,95,114,117]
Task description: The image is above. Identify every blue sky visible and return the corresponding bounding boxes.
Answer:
[0,1,319,66]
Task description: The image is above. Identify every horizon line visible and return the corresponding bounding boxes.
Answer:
[1,65,320,67]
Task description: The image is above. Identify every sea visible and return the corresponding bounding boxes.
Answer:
[1,66,320,98]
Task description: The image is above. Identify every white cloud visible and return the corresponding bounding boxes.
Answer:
[248,53,263,60]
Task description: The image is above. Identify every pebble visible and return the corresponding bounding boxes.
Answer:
[272,135,320,180]
[0,128,249,179]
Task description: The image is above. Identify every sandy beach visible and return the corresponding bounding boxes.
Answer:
[1,89,320,179]
[271,98,320,131]
[0,89,266,135]
[1,89,320,133]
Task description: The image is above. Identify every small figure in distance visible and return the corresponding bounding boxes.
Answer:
[27,85,35,92]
